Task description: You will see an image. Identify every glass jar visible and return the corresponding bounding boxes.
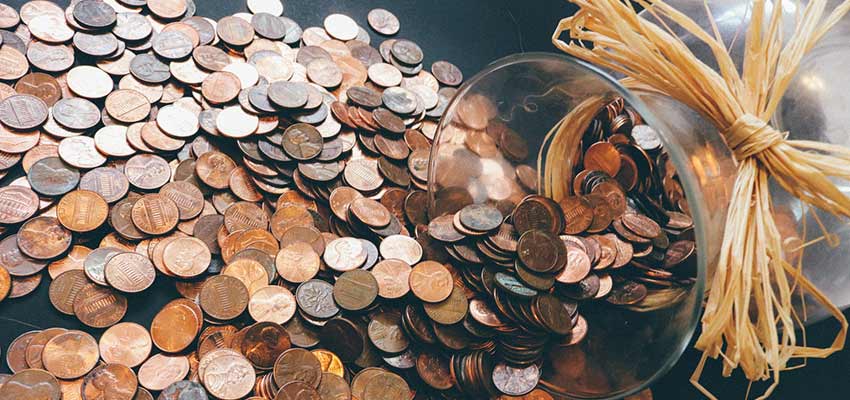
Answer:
[428,52,729,399]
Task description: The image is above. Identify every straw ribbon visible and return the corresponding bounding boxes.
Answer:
[725,114,785,162]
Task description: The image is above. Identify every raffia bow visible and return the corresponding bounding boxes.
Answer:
[552,1,850,398]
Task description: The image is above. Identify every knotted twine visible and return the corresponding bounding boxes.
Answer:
[551,1,850,398]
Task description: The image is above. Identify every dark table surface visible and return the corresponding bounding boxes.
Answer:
[1,0,849,399]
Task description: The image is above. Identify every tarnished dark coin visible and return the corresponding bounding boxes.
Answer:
[347,86,382,108]
[73,31,119,57]
[458,204,503,233]
[252,12,286,40]
[605,280,648,305]
[153,30,194,60]
[0,234,46,277]
[52,97,101,130]
[131,53,172,84]
[268,81,309,109]
[296,279,339,320]
[282,123,323,161]
[333,269,378,311]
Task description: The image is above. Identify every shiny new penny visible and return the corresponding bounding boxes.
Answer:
[371,259,412,299]
[409,261,453,303]
[163,237,211,278]
[196,151,236,189]
[99,322,152,368]
[82,364,138,400]
[199,274,249,320]
[248,285,297,324]
[138,354,189,392]
[103,252,156,293]
[349,197,391,228]
[275,242,319,283]
[0,369,61,400]
[18,216,72,259]
[323,237,367,272]
[151,301,200,353]
[73,283,127,328]
[41,330,99,379]
[56,190,109,232]
[131,194,180,235]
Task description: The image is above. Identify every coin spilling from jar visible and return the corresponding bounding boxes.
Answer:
[0,0,681,399]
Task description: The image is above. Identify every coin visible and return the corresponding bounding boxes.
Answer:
[131,194,180,235]
[104,252,156,293]
[367,9,400,36]
[56,190,109,232]
[0,369,61,399]
[0,186,38,224]
[18,216,72,260]
[99,322,152,368]
[323,237,367,272]
[409,261,453,303]
[41,330,99,380]
[138,354,189,392]
[273,348,322,389]
[152,301,199,353]
[74,283,127,328]
[249,285,296,324]
[200,275,249,320]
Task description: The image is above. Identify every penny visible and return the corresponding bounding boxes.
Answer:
[0,4,19,29]
[14,73,60,107]
[621,212,662,239]
[493,363,540,396]
[371,259,411,299]
[79,167,130,204]
[157,104,199,138]
[273,348,322,389]
[368,9,400,36]
[323,237,367,272]
[202,351,255,399]
[56,190,109,233]
[0,266,9,302]
[159,381,207,400]
[201,71,241,104]
[193,45,230,71]
[275,381,320,400]
[131,194,180,235]
[163,237,211,278]
[99,322,152,368]
[131,53,171,84]
[275,242,319,283]
[152,301,200,353]
[241,322,291,370]
[104,252,156,293]
[51,98,99,131]
[104,89,151,124]
[7,331,40,373]
[431,60,463,86]
[249,285,296,324]
[196,151,237,189]
[368,311,409,354]
[331,269,377,312]
[18,216,72,260]
[74,283,127,328]
[217,15,254,47]
[66,66,112,99]
[147,0,187,19]
[24,328,67,370]
[268,81,309,109]
[0,47,28,81]
[0,185,38,224]
[409,261,453,303]
[216,106,259,138]
[458,203,503,232]
[41,330,99,380]
[200,274,249,320]
[0,95,47,130]
[368,63,402,87]
[138,354,189,392]
[362,371,410,400]
[0,369,61,400]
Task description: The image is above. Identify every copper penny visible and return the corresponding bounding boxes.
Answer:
[202,351,255,400]
[79,167,130,204]
[248,285,297,324]
[105,89,151,123]
[272,348,322,389]
[99,322,152,368]
[42,330,99,379]
[131,193,180,235]
[0,47,29,81]
[348,197,391,228]
[103,252,156,293]
[0,266,9,302]
[138,354,189,392]
[82,363,138,400]
[196,151,236,189]
[323,237,367,272]
[18,216,72,260]
[0,369,60,400]
[141,121,185,152]
[48,269,88,315]
[241,322,291,370]
[275,242,320,283]
[0,185,39,224]
[24,327,66,370]
[160,180,204,220]
[74,282,128,328]
[56,190,109,233]
[162,237,210,278]
[367,9,400,36]
[151,301,200,353]
[333,269,378,312]
[409,261,453,303]
[200,274,249,320]
[202,71,241,104]
[6,331,40,373]
[14,73,62,107]
[371,259,411,299]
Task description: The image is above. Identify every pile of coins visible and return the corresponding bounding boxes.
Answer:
[0,0,676,399]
